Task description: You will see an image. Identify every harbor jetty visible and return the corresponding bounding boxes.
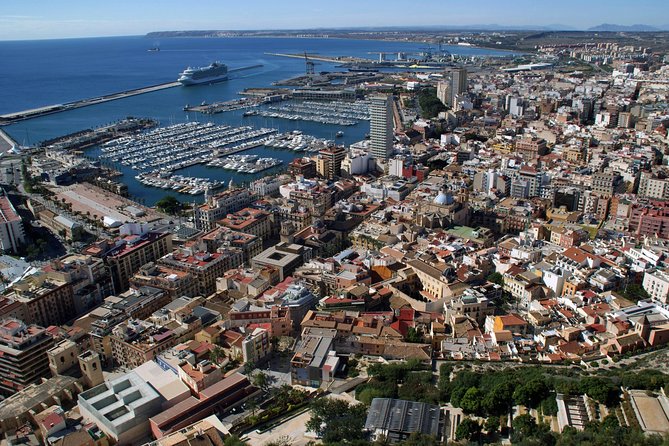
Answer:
[0,64,264,125]
[0,82,180,125]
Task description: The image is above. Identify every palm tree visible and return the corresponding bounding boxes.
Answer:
[209,345,225,365]
[248,399,258,416]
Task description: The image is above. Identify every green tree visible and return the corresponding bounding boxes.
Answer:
[357,385,394,405]
[156,195,183,215]
[483,381,515,415]
[252,371,271,393]
[579,377,619,407]
[511,414,556,446]
[396,432,438,446]
[397,371,439,404]
[487,272,504,286]
[243,360,256,375]
[460,387,484,414]
[223,435,249,446]
[305,398,367,443]
[513,379,550,408]
[617,283,650,302]
[455,417,481,442]
[405,327,425,343]
[485,416,500,435]
[209,345,225,365]
[540,396,558,416]
[264,435,292,446]
[417,88,447,119]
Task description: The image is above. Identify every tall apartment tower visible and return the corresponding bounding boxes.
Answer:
[369,94,394,161]
[450,67,468,107]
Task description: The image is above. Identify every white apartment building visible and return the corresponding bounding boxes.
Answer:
[642,270,669,303]
[0,196,25,253]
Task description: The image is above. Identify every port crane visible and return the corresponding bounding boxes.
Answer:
[304,51,319,76]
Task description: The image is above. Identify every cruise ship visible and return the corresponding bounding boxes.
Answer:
[177,62,228,85]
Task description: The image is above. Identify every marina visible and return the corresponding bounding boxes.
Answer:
[134,172,223,195]
[264,131,333,152]
[98,122,278,173]
[206,154,283,172]
[2,36,515,205]
[251,100,370,126]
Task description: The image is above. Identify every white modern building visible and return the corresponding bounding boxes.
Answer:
[78,371,162,445]
[341,149,372,175]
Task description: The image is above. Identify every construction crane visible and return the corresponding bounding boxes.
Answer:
[304,51,317,76]
[418,45,434,59]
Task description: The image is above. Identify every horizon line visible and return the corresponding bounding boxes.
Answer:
[2,23,669,42]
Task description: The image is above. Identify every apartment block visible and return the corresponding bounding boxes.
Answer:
[200,226,263,262]
[0,195,25,253]
[159,249,242,297]
[643,270,669,303]
[129,262,198,300]
[0,319,55,396]
[290,327,339,387]
[218,207,271,242]
[194,188,254,231]
[7,271,76,327]
[84,230,173,293]
[252,242,311,282]
[241,327,271,364]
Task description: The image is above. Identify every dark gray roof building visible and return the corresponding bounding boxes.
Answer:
[364,398,442,443]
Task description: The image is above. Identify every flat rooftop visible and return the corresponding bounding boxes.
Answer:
[0,376,78,422]
[55,184,161,224]
[630,391,669,434]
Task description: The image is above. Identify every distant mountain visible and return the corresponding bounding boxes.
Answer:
[587,23,661,32]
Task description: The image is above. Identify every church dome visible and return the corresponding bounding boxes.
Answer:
[434,190,454,205]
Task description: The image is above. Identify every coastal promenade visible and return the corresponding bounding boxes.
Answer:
[0,81,181,125]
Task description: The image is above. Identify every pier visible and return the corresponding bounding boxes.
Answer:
[0,64,265,126]
[265,52,366,64]
[184,97,265,114]
[228,64,264,73]
[0,82,181,125]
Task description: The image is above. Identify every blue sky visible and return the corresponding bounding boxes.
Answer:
[0,0,666,40]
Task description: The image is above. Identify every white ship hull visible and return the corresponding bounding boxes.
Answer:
[178,74,229,86]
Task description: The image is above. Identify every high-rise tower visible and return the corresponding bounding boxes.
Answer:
[439,67,468,108]
[369,94,394,161]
